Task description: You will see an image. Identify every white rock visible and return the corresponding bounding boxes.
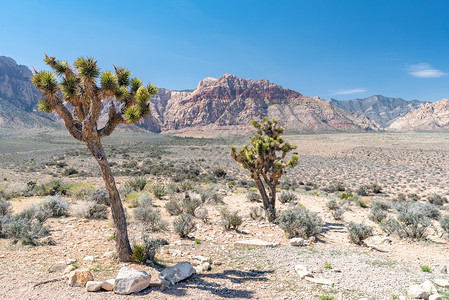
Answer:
[68,269,94,287]
[422,280,438,294]
[191,255,211,264]
[441,265,448,274]
[86,281,103,292]
[101,279,115,291]
[63,265,76,275]
[66,258,77,264]
[304,277,334,285]
[233,239,276,248]
[83,255,96,261]
[407,284,430,299]
[429,294,442,300]
[114,267,151,295]
[295,264,313,279]
[435,279,449,287]
[290,238,305,246]
[159,262,196,286]
[195,262,211,273]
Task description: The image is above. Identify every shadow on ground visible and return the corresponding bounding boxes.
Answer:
[141,269,273,298]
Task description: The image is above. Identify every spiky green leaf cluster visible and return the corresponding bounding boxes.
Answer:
[101,71,119,92]
[74,57,100,79]
[37,100,53,113]
[32,71,58,93]
[115,67,131,86]
[124,106,140,123]
[130,78,143,93]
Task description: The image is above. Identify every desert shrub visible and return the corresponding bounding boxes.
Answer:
[246,191,261,202]
[151,184,167,199]
[370,207,388,223]
[340,192,354,201]
[428,194,447,206]
[326,199,344,220]
[195,206,209,223]
[178,181,192,192]
[167,183,181,194]
[84,203,109,219]
[326,199,339,211]
[173,213,196,238]
[279,191,298,204]
[181,194,202,216]
[165,199,183,216]
[221,210,243,231]
[213,168,226,178]
[347,222,373,244]
[125,176,147,192]
[69,182,95,199]
[0,199,12,216]
[279,207,323,239]
[208,192,224,204]
[249,206,264,221]
[131,235,168,264]
[39,196,70,217]
[408,193,420,202]
[356,185,369,196]
[395,193,407,202]
[36,180,71,196]
[440,215,449,237]
[87,189,110,206]
[62,167,78,176]
[3,218,50,245]
[369,183,382,194]
[382,203,438,239]
[125,191,151,208]
[134,205,167,232]
[371,200,391,211]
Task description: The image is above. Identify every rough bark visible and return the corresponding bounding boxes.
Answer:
[86,139,132,261]
[254,177,276,222]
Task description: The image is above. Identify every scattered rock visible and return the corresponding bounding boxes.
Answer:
[407,284,430,299]
[295,264,313,279]
[429,294,442,300]
[435,279,449,287]
[63,265,76,275]
[101,279,115,291]
[440,265,448,274]
[66,258,77,264]
[422,280,438,294]
[195,262,211,273]
[114,267,151,295]
[83,255,95,261]
[312,267,323,274]
[290,238,305,246]
[86,281,103,292]
[304,277,334,285]
[159,262,196,286]
[233,239,277,248]
[48,261,67,273]
[68,269,94,287]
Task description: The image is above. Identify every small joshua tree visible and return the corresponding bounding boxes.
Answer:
[231,118,298,221]
[32,55,157,261]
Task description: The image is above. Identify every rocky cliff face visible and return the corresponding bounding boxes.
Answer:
[149,74,381,134]
[388,99,449,131]
[329,95,426,127]
[0,56,41,111]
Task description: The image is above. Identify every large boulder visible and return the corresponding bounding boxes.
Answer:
[159,262,196,286]
[114,267,151,295]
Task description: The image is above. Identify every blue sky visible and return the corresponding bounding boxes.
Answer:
[1,0,448,101]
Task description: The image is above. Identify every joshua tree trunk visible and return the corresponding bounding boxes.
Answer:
[86,139,132,261]
[254,177,276,222]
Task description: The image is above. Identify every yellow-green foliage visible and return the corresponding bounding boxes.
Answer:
[125,191,151,208]
[69,182,95,199]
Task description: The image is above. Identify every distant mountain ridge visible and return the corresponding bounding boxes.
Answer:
[329,95,427,127]
[388,98,449,131]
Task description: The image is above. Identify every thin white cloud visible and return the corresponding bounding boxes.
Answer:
[408,63,447,78]
[331,88,367,95]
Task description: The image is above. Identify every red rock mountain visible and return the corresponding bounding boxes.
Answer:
[388,98,449,131]
[144,74,381,134]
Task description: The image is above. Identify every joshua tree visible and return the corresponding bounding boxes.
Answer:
[231,118,298,222]
[32,55,157,261]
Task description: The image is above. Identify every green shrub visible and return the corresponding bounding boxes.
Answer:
[208,192,224,204]
[62,167,78,176]
[36,180,71,196]
[131,235,168,264]
[195,206,209,223]
[428,194,447,206]
[249,206,264,221]
[84,203,109,219]
[279,191,298,204]
[87,189,110,206]
[221,210,243,230]
[440,215,449,238]
[0,199,12,216]
[370,207,387,223]
[125,176,147,192]
[246,191,261,202]
[2,209,51,245]
[420,265,431,273]
[125,191,151,208]
[279,207,323,239]
[213,168,226,178]
[178,181,192,192]
[134,205,167,232]
[181,194,201,216]
[165,199,183,216]
[347,222,373,244]
[39,196,70,217]
[356,185,369,196]
[173,213,196,238]
[69,182,95,199]
[130,243,146,264]
[151,184,167,199]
